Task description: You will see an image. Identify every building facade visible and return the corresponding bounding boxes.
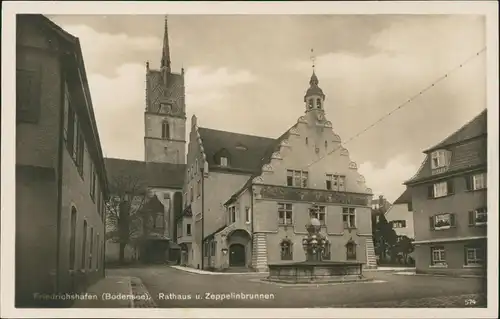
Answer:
[405,110,487,276]
[384,189,414,239]
[178,71,377,271]
[16,14,108,307]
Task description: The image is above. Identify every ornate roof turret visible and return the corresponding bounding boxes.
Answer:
[304,70,325,102]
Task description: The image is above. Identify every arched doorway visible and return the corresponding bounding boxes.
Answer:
[229,243,246,267]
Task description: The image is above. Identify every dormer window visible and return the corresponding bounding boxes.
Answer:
[220,156,228,167]
[431,150,447,169]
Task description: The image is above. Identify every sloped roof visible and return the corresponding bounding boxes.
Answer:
[425,109,487,152]
[104,158,185,192]
[393,188,412,205]
[406,110,487,184]
[197,127,276,173]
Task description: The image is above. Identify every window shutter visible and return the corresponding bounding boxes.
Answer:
[427,185,434,198]
[450,213,456,227]
[468,211,475,226]
[429,216,435,230]
[447,180,454,194]
[465,176,472,191]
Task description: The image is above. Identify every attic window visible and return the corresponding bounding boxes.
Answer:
[431,150,447,169]
[215,148,230,167]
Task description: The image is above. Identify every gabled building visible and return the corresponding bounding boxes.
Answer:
[385,189,414,240]
[16,14,108,306]
[179,70,377,271]
[405,109,487,276]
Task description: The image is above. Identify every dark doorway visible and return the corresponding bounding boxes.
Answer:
[229,243,246,267]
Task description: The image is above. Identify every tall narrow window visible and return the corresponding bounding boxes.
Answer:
[229,206,236,223]
[69,207,77,270]
[162,121,170,139]
[89,227,94,269]
[96,233,100,270]
[81,220,88,270]
[90,162,96,200]
[186,223,192,236]
[197,179,201,197]
[220,156,228,166]
[245,207,251,223]
[316,98,322,109]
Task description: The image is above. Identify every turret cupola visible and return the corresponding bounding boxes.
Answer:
[304,49,326,112]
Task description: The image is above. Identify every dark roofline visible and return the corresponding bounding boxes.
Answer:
[393,188,411,205]
[39,15,109,197]
[404,164,486,186]
[424,109,487,153]
[198,126,275,141]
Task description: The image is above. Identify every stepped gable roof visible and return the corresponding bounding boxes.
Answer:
[104,158,185,192]
[197,127,276,174]
[406,109,487,185]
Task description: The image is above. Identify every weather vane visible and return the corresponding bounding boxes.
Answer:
[310,48,316,71]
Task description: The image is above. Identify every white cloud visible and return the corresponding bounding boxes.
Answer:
[62,24,162,70]
[358,154,423,203]
[59,23,258,160]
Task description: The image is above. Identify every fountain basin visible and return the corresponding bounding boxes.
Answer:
[267,261,369,284]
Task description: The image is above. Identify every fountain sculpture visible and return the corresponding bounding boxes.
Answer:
[266,204,369,284]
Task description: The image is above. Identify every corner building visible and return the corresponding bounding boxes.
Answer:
[179,71,377,271]
[405,110,487,276]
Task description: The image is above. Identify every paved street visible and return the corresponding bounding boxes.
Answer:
[107,266,487,308]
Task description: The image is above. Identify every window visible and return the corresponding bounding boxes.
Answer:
[316,98,322,108]
[278,203,293,225]
[211,241,216,256]
[76,128,85,176]
[280,240,293,260]
[88,227,94,269]
[305,137,309,145]
[197,180,201,197]
[469,207,487,226]
[69,207,77,270]
[228,206,236,224]
[220,156,228,166]
[346,241,356,260]
[431,150,447,169]
[204,241,210,257]
[195,159,199,174]
[342,207,356,229]
[90,162,96,200]
[190,187,193,202]
[466,173,486,191]
[186,223,192,236]
[162,121,170,139]
[96,233,100,270]
[392,220,407,228]
[465,246,484,266]
[326,174,346,191]
[187,169,190,180]
[428,180,453,198]
[431,246,446,266]
[245,207,251,223]
[287,170,308,188]
[81,220,87,270]
[191,165,194,179]
[16,69,41,123]
[310,206,326,225]
[308,99,313,109]
[430,213,455,230]
[324,140,328,148]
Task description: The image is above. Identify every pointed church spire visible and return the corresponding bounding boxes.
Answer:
[161,16,171,70]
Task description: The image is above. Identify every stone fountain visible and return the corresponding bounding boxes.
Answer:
[266,207,369,284]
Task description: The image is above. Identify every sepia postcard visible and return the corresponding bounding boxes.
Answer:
[1,1,498,318]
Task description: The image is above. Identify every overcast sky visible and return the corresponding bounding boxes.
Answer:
[47,14,486,202]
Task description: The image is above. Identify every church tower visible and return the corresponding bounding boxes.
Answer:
[144,16,186,164]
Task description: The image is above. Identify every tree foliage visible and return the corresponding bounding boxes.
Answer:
[105,175,153,264]
[372,208,398,262]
